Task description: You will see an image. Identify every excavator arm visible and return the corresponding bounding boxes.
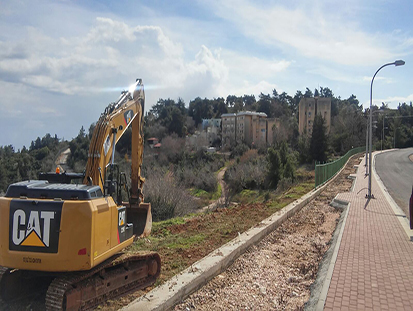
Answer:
[84,79,146,203]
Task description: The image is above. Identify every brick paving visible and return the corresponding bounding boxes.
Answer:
[324,155,413,311]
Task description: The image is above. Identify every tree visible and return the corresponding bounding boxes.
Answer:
[279,140,288,167]
[257,93,273,117]
[212,97,228,116]
[283,157,295,181]
[304,88,313,98]
[150,98,187,137]
[291,90,303,116]
[226,95,243,113]
[267,147,281,188]
[297,134,310,164]
[68,126,90,170]
[169,106,186,137]
[243,95,256,110]
[188,97,213,127]
[320,87,333,98]
[330,97,365,154]
[310,114,328,162]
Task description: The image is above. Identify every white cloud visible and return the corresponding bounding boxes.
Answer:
[362,75,395,84]
[232,80,279,98]
[0,16,234,112]
[205,0,397,66]
[381,94,413,105]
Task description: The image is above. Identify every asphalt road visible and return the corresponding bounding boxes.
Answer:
[375,147,413,216]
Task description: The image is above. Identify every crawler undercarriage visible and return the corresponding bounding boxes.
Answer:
[0,252,161,310]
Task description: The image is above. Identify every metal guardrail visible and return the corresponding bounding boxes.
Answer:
[315,146,365,188]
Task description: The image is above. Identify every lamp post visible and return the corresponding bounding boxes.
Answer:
[367,60,405,199]
[365,110,383,173]
[365,117,368,168]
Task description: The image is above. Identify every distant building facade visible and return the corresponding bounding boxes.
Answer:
[221,113,237,147]
[202,118,221,146]
[221,111,279,149]
[298,97,331,135]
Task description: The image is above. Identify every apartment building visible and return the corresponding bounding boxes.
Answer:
[221,111,278,149]
[201,118,221,145]
[221,113,237,147]
[298,97,331,135]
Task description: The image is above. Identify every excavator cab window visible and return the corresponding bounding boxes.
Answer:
[104,164,118,198]
[104,164,130,205]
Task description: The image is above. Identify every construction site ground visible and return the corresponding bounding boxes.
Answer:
[170,157,358,311]
[2,156,358,311]
[111,156,358,310]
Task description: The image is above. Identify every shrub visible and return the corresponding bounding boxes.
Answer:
[224,156,267,193]
[143,169,197,221]
[175,164,217,193]
[230,143,249,159]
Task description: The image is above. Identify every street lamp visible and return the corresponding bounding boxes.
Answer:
[365,117,368,167]
[367,60,405,199]
[365,110,383,173]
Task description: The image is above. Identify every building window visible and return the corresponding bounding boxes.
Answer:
[308,112,311,117]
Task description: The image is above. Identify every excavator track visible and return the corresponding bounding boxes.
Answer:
[45,251,160,311]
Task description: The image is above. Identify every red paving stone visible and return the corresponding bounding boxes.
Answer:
[324,154,413,310]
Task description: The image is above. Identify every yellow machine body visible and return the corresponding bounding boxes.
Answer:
[0,193,151,272]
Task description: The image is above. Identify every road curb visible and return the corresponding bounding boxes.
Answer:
[123,156,357,311]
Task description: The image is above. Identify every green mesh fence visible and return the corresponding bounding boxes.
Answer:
[315,146,365,188]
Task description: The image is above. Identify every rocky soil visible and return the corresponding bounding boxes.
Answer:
[174,157,359,311]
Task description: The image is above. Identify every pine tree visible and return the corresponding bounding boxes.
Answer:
[267,147,281,188]
[310,114,328,162]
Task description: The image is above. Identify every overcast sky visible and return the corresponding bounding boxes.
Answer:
[0,0,412,148]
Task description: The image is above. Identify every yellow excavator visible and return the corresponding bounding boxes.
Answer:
[0,79,160,310]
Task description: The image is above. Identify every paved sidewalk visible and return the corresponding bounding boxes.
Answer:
[323,154,413,311]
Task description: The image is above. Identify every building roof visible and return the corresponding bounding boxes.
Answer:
[221,111,267,118]
[237,111,267,117]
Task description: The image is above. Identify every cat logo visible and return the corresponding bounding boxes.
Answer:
[119,210,125,226]
[103,134,111,156]
[9,200,62,254]
[124,110,133,125]
[12,210,54,247]
[117,207,127,243]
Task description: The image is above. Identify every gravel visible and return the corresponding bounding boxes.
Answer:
[173,157,358,311]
